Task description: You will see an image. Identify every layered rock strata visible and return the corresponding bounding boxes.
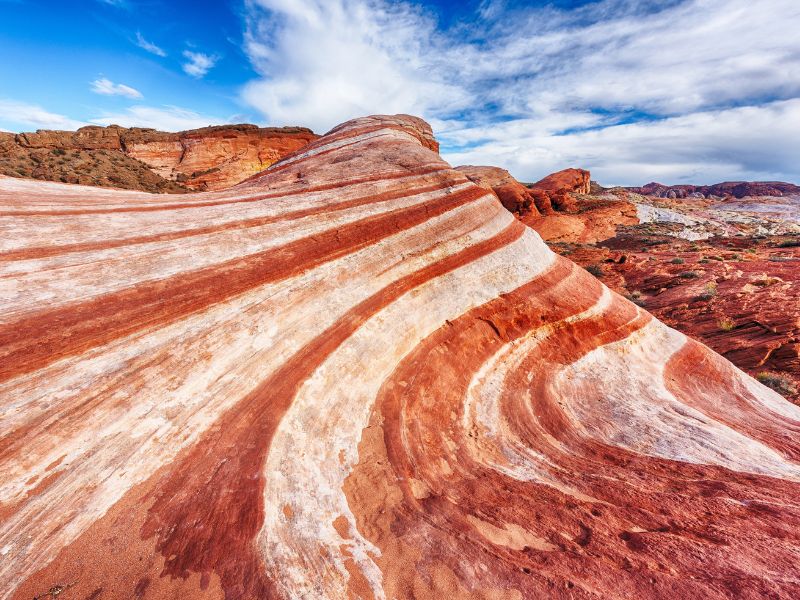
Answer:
[2,115,800,600]
[0,124,317,192]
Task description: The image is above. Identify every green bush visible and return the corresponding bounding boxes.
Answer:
[718,317,735,331]
[585,264,603,277]
[757,372,798,397]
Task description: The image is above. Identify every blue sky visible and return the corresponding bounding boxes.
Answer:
[1,0,799,185]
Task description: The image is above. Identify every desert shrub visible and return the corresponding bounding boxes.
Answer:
[697,282,717,300]
[671,257,685,264]
[51,148,66,156]
[757,372,798,397]
[679,270,699,279]
[718,317,735,331]
[709,255,724,261]
[745,248,757,254]
[698,258,711,264]
[585,264,603,277]
[626,290,645,306]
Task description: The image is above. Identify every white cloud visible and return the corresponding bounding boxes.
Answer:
[442,99,800,187]
[0,99,88,131]
[90,105,231,131]
[182,50,218,78]
[240,0,800,184]
[241,0,466,132]
[136,32,167,57]
[90,78,143,99]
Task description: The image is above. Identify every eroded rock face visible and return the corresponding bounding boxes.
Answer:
[0,123,317,192]
[458,165,638,243]
[124,124,318,191]
[456,165,544,217]
[2,115,800,600]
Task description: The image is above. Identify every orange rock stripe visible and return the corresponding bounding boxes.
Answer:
[0,178,463,262]
[0,165,451,217]
[137,219,526,599]
[0,185,488,384]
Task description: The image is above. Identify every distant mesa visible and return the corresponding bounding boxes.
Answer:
[628,180,800,199]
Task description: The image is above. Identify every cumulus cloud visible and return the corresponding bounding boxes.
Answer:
[90,105,231,131]
[241,0,800,184]
[0,99,88,131]
[90,78,143,99]
[182,50,218,78]
[242,0,466,133]
[136,32,166,57]
[444,99,800,187]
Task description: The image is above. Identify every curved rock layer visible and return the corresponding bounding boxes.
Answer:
[1,115,800,600]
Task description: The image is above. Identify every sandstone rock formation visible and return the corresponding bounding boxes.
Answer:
[456,165,545,216]
[558,229,800,404]
[458,165,638,244]
[530,167,591,212]
[124,124,318,191]
[2,115,800,600]
[0,123,317,192]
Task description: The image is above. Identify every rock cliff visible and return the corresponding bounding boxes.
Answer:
[0,123,317,192]
[2,115,800,600]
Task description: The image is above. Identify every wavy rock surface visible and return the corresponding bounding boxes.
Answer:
[2,115,800,600]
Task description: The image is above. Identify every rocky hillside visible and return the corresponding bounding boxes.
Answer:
[0,123,317,193]
[629,180,800,199]
[3,115,800,600]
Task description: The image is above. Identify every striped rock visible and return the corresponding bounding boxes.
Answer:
[1,114,799,600]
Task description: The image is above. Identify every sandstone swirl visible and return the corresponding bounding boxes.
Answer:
[1,115,799,600]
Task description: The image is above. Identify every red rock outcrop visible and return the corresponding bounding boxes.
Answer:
[2,116,800,600]
[530,167,591,212]
[458,165,638,244]
[456,165,544,217]
[124,124,318,191]
[0,124,318,192]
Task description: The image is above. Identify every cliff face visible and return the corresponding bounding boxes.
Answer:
[123,124,318,191]
[0,123,317,192]
[2,115,800,600]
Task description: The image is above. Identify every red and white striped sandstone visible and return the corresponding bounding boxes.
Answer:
[1,115,800,600]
